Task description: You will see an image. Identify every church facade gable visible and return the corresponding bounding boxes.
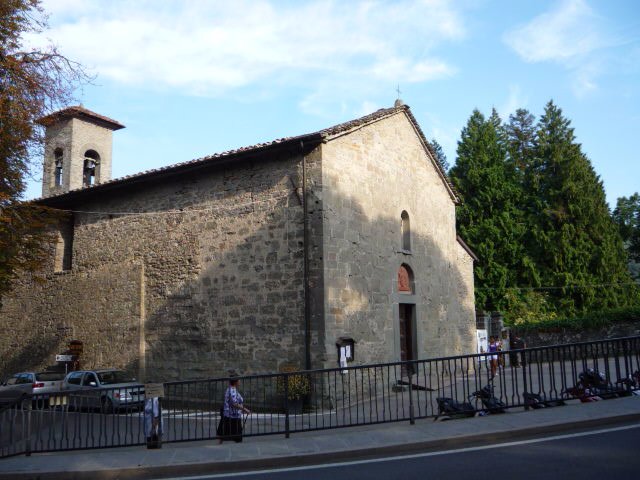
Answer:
[319,110,476,368]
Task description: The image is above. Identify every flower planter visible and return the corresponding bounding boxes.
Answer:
[287,398,304,415]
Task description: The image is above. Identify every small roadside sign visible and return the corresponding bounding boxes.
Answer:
[145,383,165,398]
[50,395,68,406]
[56,354,74,362]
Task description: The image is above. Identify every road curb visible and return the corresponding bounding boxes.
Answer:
[3,411,640,480]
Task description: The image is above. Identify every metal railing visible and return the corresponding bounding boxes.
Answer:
[2,335,639,457]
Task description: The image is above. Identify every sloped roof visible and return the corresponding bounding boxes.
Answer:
[37,105,125,130]
[457,235,479,262]
[37,104,458,205]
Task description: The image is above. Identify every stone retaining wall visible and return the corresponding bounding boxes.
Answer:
[512,322,640,347]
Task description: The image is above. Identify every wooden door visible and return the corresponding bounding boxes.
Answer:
[399,304,415,375]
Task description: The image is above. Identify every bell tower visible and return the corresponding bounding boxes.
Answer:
[38,106,125,197]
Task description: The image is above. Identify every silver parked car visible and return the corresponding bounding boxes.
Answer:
[62,369,144,413]
[0,371,65,408]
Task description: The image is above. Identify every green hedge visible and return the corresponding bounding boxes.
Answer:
[508,306,640,332]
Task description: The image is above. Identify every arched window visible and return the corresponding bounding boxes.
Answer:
[398,264,414,294]
[401,211,411,251]
[83,150,100,186]
[54,148,64,186]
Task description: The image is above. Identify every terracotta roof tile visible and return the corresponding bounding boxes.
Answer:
[37,105,125,130]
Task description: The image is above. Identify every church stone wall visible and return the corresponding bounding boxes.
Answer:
[0,154,308,381]
[320,112,476,368]
[0,263,142,376]
[302,145,328,369]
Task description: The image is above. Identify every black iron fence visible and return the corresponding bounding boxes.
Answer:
[2,335,639,458]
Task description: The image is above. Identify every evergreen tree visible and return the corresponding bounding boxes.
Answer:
[612,193,640,261]
[505,109,541,286]
[530,101,637,313]
[612,193,640,280]
[430,138,450,171]
[501,108,550,315]
[487,108,507,144]
[449,110,523,312]
[505,109,536,178]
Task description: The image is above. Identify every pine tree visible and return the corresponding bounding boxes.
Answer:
[500,108,552,317]
[430,138,450,171]
[530,101,637,313]
[487,108,507,144]
[449,110,523,312]
[613,193,640,261]
[505,109,541,287]
[612,193,640,280]
[505,109,536,178]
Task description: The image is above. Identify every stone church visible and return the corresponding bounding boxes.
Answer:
[0,102,477,382]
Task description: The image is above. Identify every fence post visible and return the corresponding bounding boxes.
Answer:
[25,398,32,456]
[284,373,290,439]
[521,348,529,411]
[622,339,630,378]
[408,367,415,425]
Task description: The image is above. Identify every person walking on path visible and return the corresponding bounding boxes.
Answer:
[217,376,250,444]
[488,336,499,379]
[510,335,526,367]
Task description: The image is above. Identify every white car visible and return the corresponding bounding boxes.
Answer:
[62,369,145,413]
[0,371,65,408]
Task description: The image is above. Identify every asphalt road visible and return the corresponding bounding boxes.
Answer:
[163,423,640,480]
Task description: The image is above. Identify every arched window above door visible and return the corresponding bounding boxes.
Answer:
[398,264,414,294]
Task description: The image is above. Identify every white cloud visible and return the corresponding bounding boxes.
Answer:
[503,0,602,63]
[572,60,603,97]
[502,0,610,96]
[498,85,528,119]
[32,0,464,107]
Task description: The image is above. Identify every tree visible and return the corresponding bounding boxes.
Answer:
[612,193,640,279]
[505,108,536,178]
[449,109,525,312]
[430,138,450,171]
[0,0,87,297]
[529,101,637,314]
[450,102,639,320]
[501,108,554,315]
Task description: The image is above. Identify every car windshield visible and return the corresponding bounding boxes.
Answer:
[36,372,65,381]
[97,371,135,385]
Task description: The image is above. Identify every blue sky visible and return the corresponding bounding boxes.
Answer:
[25,0,640,208]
